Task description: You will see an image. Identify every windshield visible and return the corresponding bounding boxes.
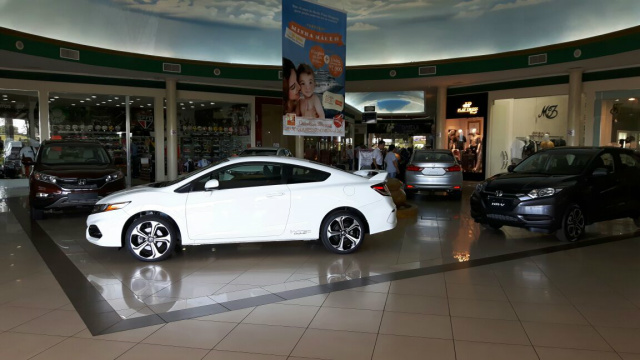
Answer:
[148,158,229,187]
[513,150,596,175]
[40,144,111,166]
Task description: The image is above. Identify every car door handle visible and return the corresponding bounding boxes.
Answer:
[266,192,285,197]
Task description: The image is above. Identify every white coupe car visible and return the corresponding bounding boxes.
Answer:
[86,156,397,262]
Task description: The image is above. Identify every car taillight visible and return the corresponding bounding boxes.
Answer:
[406,165,423,172]
[445,165,462,172]
[371,183,391,196]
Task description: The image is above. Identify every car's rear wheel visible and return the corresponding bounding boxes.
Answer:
[320,211,365,254]
[556,204,585,242]
[125,215,176,262]
[30,206,44,220]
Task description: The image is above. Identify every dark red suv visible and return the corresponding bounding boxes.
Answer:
[25,140,126,219]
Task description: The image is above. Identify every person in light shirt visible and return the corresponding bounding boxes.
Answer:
[384,144,399,178]
[372,140,385,170]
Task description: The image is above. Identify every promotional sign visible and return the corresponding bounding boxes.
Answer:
[446,93,488,119]
[282,0,346,137]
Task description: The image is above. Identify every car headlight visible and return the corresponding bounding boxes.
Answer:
[105,171,124,182]
[33,171,58,184]
[527,188,562,198]
[92,201,130,214]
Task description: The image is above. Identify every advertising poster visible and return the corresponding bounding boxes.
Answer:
[282,0,346,137]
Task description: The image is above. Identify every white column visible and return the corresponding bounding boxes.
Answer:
[37,90,50,140]
[567,68,583,146]
[166,79,178,180]
[295,135,304,158]
[125,95,131,188]
[154,96,166,181]
[435,86,447,149]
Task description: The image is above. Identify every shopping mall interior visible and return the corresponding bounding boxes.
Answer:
[1,1,640,359]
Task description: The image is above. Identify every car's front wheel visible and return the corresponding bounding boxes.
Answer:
[556,204,585,242]
[125,215,177,262]
[320,211,365,254]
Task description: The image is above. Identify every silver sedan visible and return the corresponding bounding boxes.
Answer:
[404,149,463,199]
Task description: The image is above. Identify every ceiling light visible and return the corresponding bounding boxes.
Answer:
[210,102,215,105]
[140,105,144,108]
[147,104,151,106]
[54,96,59,99]
[180,103,184,106]
[85,98,91,101]
[11,100,15,103]
[80,100,84,103]
[114,97,119,100]
[71,104,75,106]
[91,95,96,98]
[108,100,112,102]
[630,98,637,101]
[2,95,7,97]
[136,98,140,101]
[201,104,204,107]
[102,102,106,104]
[49,98,54,101]
[189,101,193,104]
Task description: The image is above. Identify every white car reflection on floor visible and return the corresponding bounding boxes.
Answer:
[86,156,397,262]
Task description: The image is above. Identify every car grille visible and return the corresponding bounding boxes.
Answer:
[56,177,106,190]
[487,214,520,222]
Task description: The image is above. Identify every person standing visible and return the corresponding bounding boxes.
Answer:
[372,140,385,170]
[345,144,354,170]
[384,144,399,178]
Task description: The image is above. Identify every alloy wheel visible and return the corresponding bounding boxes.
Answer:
[565,207,585,240]
[325,215,363,252]
[129,220,172,260]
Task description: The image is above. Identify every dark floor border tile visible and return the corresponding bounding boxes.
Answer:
[8,196,640,336]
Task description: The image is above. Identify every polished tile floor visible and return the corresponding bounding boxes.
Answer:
[2,179,640,359]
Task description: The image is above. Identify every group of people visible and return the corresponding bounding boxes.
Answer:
[357,140,413,179]
[283,58,325,119]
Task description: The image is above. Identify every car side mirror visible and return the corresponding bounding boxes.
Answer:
[507,164,516,173]
[592,167,608,177]
[204,179,220,191]
[21,157,34,166]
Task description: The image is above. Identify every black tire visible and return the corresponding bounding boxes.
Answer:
[320,210,365,254]
[556,204,585,242]
[482,222,503,230]
[125,215,177,262]
[30,206,44,220]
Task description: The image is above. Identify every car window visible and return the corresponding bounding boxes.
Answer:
[284,165,330,184]
[620,153,640,170]
[191,162,283,191]
[596,153,616,173]
[413,152,455,162]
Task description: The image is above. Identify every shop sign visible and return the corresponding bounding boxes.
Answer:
[137,115,154,129]
[538,105,559,119]
[283,116,345,136]
[457,101,479,115]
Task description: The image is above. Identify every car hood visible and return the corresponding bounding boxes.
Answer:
[484,173,579,193]
[36,164,118,178]
[98,183,165,203]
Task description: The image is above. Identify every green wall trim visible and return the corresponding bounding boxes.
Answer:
[582,67,640,82]
[447,75,570,96]
[0,69,283,97]
[2,25,640,82]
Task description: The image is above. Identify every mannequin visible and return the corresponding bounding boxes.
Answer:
[448,129,457,150]
[468,129,479,154]
[510,137,525,164]
[455,129,467,150]
[540,133,554,149]
[522,135,536,158]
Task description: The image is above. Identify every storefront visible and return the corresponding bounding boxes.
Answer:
[487,93,569,177]
[592,89,640,148]
[446,93,488,181]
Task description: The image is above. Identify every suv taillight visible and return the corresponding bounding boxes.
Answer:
[445,165,462,172]
[406,165,423,172]
[371,183,391,196]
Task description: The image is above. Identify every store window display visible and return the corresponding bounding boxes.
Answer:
[540,133,555,149]
[178,100,251,174]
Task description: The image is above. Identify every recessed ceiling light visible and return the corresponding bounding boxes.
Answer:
[114,97,119,100]
[91,95,96,98]
[108,100,112,102]
[85,98,91,101]
[71,104,75,106]
[201,104,204,107]
[102,102,106,104]
[54,96,59,99]
[210,102,215,105]
[189,101,193,104]
[49,98,54,101]
[180,103,184,106]
[630,98,637,101]
[2,95,7,97]
[11,100,15,103]
[140,105,144,108]
[115,104,119,107]
[147,104,151,106]
[80,100,84,103]
[136,98,140,101]
[182,107,185,110]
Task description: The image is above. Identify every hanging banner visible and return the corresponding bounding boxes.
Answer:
[282,0,346,137]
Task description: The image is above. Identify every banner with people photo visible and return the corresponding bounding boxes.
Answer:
[282,0,346,137]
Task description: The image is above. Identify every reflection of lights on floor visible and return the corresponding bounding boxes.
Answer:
[453,251,470,262]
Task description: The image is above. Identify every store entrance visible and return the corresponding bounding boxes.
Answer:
[445,117,485,181]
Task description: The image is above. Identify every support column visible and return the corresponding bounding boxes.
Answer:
[567,68,583,146]
[154,96,166,181]
[166,79,178,180]
[295,136,304,158]
[38,90,50,140]
[435,85,447,149]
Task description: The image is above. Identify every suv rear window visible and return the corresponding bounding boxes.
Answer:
[40,144,111,165]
